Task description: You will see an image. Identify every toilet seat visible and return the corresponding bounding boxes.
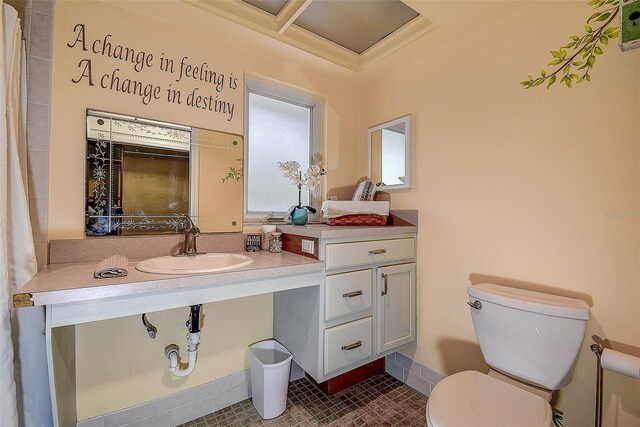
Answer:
[426,371,552,427]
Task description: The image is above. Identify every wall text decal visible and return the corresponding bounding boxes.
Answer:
[66,23,238,121]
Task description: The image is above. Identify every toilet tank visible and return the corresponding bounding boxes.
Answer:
[468,283,590,390]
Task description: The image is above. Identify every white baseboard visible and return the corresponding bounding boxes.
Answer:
[78,361,304,427]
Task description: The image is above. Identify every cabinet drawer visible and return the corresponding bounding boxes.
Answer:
[325,238,415,270]
[324,317,372,374]
[325,270,372,321]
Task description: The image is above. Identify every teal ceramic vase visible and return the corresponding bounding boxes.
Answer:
[290,206,308,226]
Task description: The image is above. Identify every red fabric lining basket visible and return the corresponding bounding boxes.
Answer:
[326,214,388,226]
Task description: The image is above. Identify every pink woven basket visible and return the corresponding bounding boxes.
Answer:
[326,214,388,226]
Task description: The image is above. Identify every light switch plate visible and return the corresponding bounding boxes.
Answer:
[301,239,314,254]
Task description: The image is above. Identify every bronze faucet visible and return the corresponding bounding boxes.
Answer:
[176,214,205,256]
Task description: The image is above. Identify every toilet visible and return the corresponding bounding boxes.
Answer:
[426,283,590,427]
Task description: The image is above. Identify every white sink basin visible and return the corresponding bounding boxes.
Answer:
[136,253,254,275]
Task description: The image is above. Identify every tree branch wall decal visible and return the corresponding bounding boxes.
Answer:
[520,0,620,89]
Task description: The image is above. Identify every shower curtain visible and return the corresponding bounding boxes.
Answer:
[1,3,53,426]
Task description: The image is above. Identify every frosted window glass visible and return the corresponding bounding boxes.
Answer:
[381,129,405,185]
[247,93,311,212]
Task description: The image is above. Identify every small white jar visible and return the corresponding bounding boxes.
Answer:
[261,225,276,251]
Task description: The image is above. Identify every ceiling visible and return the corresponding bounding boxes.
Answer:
[184,0,435,71]
[166,1,533,88]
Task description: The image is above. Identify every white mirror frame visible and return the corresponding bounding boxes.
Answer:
[367,114,412,191]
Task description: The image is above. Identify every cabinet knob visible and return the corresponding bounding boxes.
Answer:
[341,341,362,351]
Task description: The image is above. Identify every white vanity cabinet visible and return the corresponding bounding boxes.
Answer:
[274,233,417,383]
[20,227,415,425]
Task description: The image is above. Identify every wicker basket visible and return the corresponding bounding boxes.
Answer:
[326,214,388,226]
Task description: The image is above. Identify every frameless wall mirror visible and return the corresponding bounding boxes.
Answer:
[367,114,411,191]
[85,110,243,236]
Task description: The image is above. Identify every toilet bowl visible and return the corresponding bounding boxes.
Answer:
[425,283,589,427]
[426,371,552,427]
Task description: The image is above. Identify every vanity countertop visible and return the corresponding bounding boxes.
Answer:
[15,250,322,308]
[277,224,417,239]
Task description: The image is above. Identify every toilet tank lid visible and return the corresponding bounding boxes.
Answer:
[468,284,590,320]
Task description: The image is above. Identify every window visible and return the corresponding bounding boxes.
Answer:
[245,77,321,218]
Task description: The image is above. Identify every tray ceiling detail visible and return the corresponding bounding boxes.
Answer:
[184,0,435,71]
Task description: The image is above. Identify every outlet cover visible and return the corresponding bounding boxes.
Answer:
[301,239,314,254]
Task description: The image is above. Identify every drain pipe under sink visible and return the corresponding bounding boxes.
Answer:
[165,304,202,377]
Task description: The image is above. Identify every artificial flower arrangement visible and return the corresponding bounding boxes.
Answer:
[278,160,326,225]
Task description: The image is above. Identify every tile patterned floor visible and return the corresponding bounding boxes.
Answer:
[179,374,427,427]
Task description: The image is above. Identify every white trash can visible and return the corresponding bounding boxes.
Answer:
[249,339,293,419]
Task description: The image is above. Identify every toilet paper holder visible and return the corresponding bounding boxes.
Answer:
[590,342,640,427]
[590,344,604,427]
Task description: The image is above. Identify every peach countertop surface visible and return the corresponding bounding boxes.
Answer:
[16,250,322,307]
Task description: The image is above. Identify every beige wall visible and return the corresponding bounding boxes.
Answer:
[49,0,363,419]
[75,296,272,419]
[362,2,640,426]
[50,0,363,240]
[46,0,640,423]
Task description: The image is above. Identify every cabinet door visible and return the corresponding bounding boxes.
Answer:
[376,263,416,354]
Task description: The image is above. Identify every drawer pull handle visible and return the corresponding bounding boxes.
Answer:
[381,273,389,296]
[342,290,363,298]
[341,341,362,351]
[368,249,387,255]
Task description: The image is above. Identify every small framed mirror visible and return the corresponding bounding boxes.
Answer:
[368,114,411,191]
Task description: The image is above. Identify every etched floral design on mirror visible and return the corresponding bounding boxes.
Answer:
[85,110,243,236]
